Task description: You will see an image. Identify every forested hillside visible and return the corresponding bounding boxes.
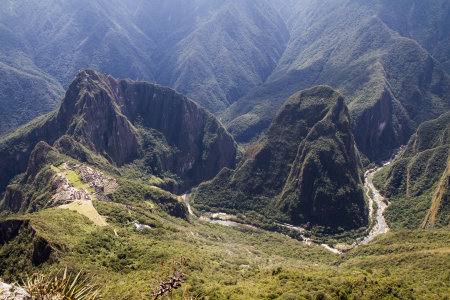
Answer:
[374,110,450,230]
[2,1,450,299]
[1,1,450,166]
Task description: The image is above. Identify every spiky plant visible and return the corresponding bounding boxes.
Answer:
[22,268,101,300]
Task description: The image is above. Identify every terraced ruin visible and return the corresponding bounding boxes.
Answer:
[50,162,119,226]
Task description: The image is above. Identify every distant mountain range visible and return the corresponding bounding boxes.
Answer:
[2,2,450,297]
[2,0,450,165]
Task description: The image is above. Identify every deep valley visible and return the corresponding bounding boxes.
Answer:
[1,0,450,299]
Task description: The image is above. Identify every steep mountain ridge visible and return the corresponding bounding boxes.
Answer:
[223,9,450,162]
[2,0,450,154]
[279,92,366,228]
[152,0,290,113]
[192,86,367,230]
[0,69,237,195]
[0,0,156,134]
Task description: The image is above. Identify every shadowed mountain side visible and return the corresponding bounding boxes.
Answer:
[223,15,450,163]
[0,69,237,194]
[374,0,450,75]
[152,0,289,113]
[192,86,367,230]
[0,0,155,135]
[21,0,156,87]
[278,94,366,229]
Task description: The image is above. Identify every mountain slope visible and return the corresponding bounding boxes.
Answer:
[149,0,290,113]
[0,69,237,196]
[0,64,64,134]
[222,1,450,163]
[192,86,367,230]
[373,110,450,229]
[422,158,450,229]
[0,0,156,134]
[2,0,450,151]
[278,91,366,228]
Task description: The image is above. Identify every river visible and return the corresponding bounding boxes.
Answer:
[181,152,399,253]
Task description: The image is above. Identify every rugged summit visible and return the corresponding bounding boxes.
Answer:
[0,69,237,194]
[192,86,367,229]
[278,91,366,228]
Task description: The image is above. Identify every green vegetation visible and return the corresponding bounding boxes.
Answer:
[1,203,450,299]
[374,110,450,229]
[1,1,450,298]
[22,268,102,300]
[193,86,368,233]
[1,0,449,158]
[222,0,450,164]
[59,201,107,227]
[0,136,188,221]
[107,179,187,219]
[0,64,63,135]
[0,69,237,199]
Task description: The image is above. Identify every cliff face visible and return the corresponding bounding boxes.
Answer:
[0,69,237,194]
[192,86,367,229]
[0,142,59,215]
[0,219,58,274]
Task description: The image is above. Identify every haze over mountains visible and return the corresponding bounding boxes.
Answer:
[1,0,450,163]
[2,1,450,298]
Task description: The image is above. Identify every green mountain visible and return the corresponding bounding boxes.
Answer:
[222,0,450,163]
[192,86,367,230]
[147,0,289,113]
[0,69,237,202]
[2,0,450,160]
[0,0,290,133]
[0,64,64,135]
[2,1,450,299]
[373,110,450,230]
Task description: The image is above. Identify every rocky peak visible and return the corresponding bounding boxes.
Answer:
[0,69,237,195]
[192,86,367,230]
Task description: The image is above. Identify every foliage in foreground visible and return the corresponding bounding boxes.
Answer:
[1,205,450,299]
[22,268,101,300]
